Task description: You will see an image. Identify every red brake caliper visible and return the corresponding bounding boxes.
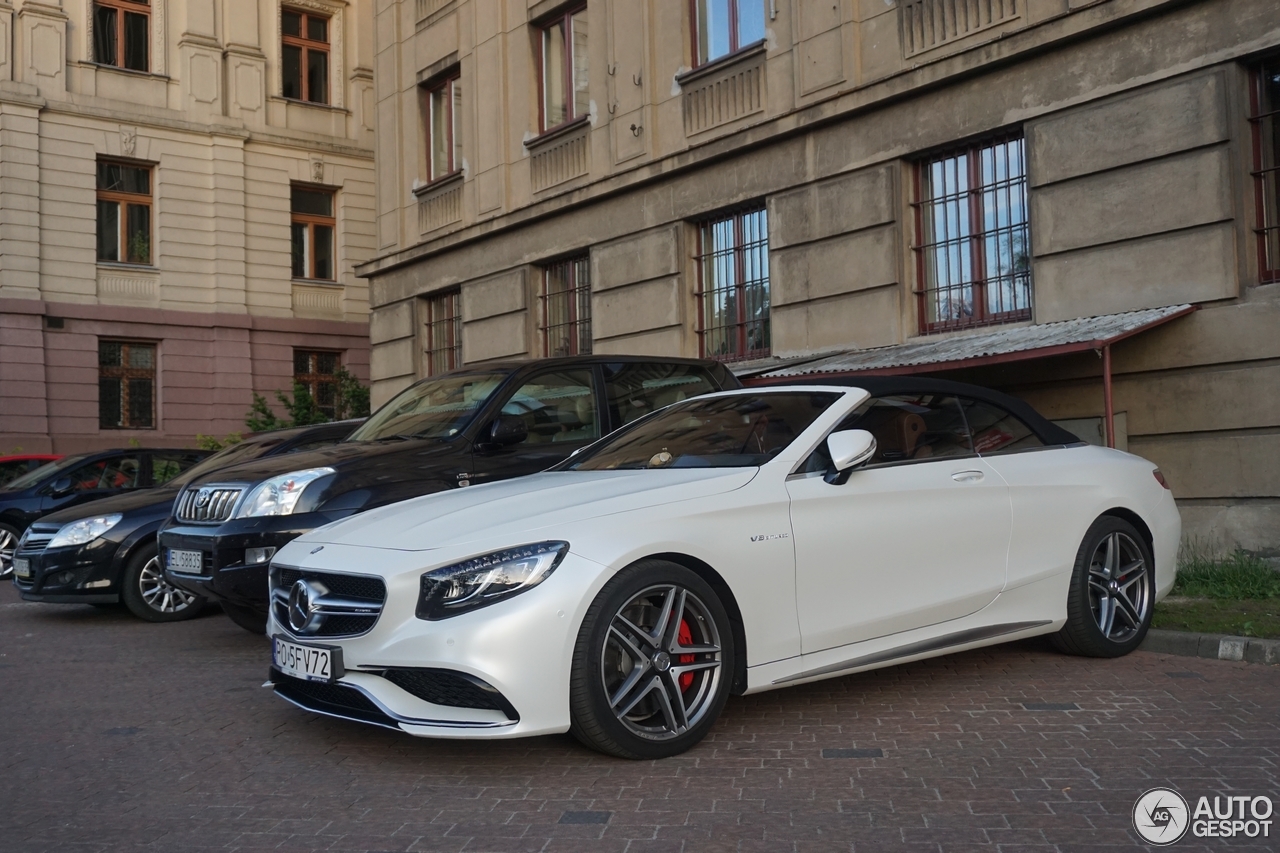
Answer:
[677,619,696,691]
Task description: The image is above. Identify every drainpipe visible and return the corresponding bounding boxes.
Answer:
[1102,344,1115,449]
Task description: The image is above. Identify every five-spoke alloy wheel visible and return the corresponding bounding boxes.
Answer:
[571,560,734,759]
[1053,516,1155,657]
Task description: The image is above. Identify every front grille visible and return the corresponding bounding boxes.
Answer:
[381,668,517,719]
[17,529,55,554]
[175,485,245,523]
[271,567,386,638]
[272,672,397,729]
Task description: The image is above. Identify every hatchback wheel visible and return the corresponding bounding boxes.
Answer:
[570,560,734,759]
[0,522,20,579]
[1052,516,1154,657]
[121,542,206,623]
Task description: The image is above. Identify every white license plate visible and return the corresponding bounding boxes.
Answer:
[13,558,30,579]
[273,636,342,683]
[166,548,203,572]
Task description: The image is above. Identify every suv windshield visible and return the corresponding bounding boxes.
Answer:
[173,439,283,485]
[347,372,508,442]
[566,392,840,470]
[2,454,89,492]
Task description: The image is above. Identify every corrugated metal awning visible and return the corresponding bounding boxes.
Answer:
[748,304,1197,381]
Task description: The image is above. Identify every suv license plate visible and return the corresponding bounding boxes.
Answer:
[273,636,342,683]
[167,548,202,572]
[13,557,30,579]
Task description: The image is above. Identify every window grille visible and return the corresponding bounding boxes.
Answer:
[99,340,156,429]
[1250,59,1280,283]
[425,290,462,375]
[696,205,770,361]
[541,255,592,356]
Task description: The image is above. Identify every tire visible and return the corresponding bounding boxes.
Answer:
[221,600,268,635]
[120,542,207,623]
[0,521,21,579]
[1051,516,1155,658]
[569,559,734,759]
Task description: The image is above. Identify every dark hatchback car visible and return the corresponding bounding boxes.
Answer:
[161,356,741,633]
[12,421,362,622]
[0,447,209,579]
[0,455,63,487]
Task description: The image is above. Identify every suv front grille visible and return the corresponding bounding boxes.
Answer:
[175,485,244,523]
[271,567,386,638]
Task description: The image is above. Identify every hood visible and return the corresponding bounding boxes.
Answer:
[184,437,463,488]
[38,486,182,526]
[298,467,757,553]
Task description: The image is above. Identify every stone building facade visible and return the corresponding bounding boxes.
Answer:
[0,0,376,453]
[359,0,1280,555]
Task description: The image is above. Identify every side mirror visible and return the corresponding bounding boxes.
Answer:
[827,429,877,472]
[49,477,74,497]
[484,415,528,447]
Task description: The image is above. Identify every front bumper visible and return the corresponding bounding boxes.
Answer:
[266,542,611,739]
[13,539,121,603]
[160,513,341,612]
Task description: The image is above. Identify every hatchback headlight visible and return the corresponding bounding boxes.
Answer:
[48,514,123,549]
[416,541,569,620]
[236,468,335,518]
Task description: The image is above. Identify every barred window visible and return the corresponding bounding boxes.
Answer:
[99,340,156,429]
[294,350,340,419]
[913,133,1031,333]
[1250,59,1280,283]
[542,255,591,357]
[425,290,462,376]
[282,7,330,104]
[696,205,770,362]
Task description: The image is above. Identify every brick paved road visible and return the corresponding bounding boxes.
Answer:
[2,581,1277,853]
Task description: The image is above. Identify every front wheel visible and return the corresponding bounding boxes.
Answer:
[121,543,206,622]
[569,560,734,759]
[1052,516,1154,657]
[0,522,21,579]
[221,600,268,635]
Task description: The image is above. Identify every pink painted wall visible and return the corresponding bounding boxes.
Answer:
[0,298,370,454]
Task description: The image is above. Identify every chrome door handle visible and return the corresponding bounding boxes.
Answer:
[951,470,985,483]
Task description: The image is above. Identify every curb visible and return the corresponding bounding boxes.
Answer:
[1140,628,1280,665]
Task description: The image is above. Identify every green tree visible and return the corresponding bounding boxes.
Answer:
[245,369,370,432]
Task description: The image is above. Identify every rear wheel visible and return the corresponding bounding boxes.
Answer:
[1052,516,1154,657]
[221,600,268,635]
[0,522,20,579]
[121,542,206,622]
[569,560,734,759]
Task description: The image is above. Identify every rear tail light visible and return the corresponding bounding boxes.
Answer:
[1153,469,1170,490]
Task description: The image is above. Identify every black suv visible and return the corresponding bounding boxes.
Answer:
[161,356,740,632]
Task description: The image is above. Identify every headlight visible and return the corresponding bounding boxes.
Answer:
[416,541,569,620]
[48,514,123,549]
[236,468,335,518]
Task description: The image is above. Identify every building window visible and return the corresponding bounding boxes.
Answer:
[282,6,330,104]
[424,290,462,375]
[693,0,765,66]
[696,205,770,362]
[542,255,592,356]
[96,160,152,265]
[424,73,462,181]
[1250,58,1280,283]
[291,186,336,281]
[99,340,156,429]
[294,350,341,419]
[539,7,589,131]
[93,0,150,72]
[913,133,1031,333]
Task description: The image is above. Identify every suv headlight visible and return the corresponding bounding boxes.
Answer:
[48,514,123,549]
[416,541,568,620]
[235,468,335,518]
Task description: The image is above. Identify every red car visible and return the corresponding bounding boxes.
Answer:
[0,455,62,488]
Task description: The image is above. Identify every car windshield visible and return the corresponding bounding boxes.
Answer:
[566,392,841,470]
[346,372,509,442]
[1,454,90,492]
[172,438,284,485]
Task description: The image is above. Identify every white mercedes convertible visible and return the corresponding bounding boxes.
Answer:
[266,379,1179,759]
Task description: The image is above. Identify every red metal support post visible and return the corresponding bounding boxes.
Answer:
[1102,344,1115,448]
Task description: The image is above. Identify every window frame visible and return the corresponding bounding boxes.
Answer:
[424,290,463,376]
[96,158,154,267]
[541,254,592,357]
[1249,60,1280,284]
[536,5,589,134]
[689,0,764,68]
[281,6,331,105]
[93,0,151,72]
[694,203,771,363]
[98,339,157,430]
[290,183,337,282]
[910,131,1032,334]
[293,349,342,419]
[423,71,463,182]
